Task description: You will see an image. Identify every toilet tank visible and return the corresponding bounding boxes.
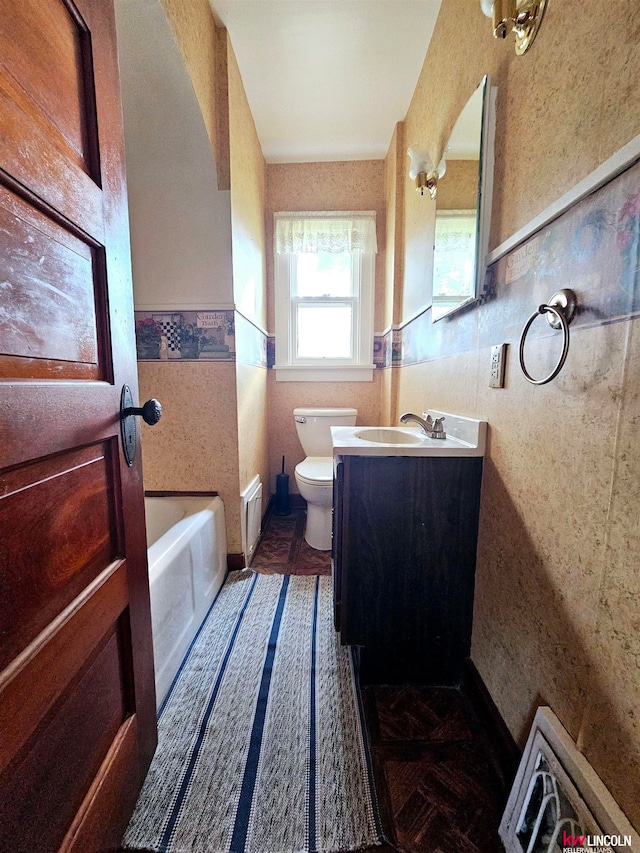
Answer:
[293,407,357,457]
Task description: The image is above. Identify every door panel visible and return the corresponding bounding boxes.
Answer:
[61,716,141,853]
[0,0,100,177]
[0,442,119,669]
[1,385,117,469]
[0,0,157,849]
[0,0,101,219]
[1,562,129,777]
[0,627,129,853]
[0,183,104,378]
[0,68,104,239]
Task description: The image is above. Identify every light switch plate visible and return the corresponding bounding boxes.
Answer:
[490,343,507,388]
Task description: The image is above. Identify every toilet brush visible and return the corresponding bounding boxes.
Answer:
[274,455,290,516]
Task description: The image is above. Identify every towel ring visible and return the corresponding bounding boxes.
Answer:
[519,289,577,385]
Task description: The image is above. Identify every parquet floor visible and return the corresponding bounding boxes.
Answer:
[252,506,510,853]
[251,508,332,576]
[362,686,509,852]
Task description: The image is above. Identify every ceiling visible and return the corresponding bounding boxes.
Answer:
[208,0,442,164]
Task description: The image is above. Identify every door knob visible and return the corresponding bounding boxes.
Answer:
[120,384,162,466]
[121,397,162,425]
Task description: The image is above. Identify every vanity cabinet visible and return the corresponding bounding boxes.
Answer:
[332,454,483,686]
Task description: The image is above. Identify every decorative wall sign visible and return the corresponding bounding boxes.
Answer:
[135,310,235,361]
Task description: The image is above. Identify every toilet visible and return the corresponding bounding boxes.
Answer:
[293,407,358,550]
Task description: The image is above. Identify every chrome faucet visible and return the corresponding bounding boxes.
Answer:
[429,416,446,439]
[399,412,433,434]
[399,412,446,439]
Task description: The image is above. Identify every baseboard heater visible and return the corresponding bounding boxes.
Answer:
[240,475,262,564]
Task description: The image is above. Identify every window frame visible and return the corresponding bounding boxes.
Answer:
[274,220,376,382]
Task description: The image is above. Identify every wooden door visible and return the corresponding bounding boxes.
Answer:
[0,1,157,850]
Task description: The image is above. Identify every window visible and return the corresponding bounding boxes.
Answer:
[432,210,477,320]
[274,211,377,381]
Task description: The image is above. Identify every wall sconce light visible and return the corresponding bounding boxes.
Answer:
[480,0,547,55]
[407,146,446,199]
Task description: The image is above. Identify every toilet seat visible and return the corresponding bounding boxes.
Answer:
[295,456,333,485]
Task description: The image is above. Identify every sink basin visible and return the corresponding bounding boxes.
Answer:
[355,427,423,445]
[331,412,488,457]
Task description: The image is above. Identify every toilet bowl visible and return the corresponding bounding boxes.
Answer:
[294,457,334,550]
[293,407,357,550]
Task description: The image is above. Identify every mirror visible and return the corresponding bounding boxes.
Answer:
[431,75,495,322]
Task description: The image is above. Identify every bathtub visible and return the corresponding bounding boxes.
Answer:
[145,495,227,710]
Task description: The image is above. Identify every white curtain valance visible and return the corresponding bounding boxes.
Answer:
[275,211,377,254]
[433,210,477,297]
[434,210,477,251]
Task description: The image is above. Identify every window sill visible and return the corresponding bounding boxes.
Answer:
[274,364,375,382]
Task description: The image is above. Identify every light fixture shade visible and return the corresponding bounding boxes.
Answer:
[407,146,446,198]
[479,0,494,17]
[407,146,434,181]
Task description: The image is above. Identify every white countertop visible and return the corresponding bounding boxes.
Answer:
[331,410,487,457]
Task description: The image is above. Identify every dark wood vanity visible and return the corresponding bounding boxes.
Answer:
[332,454,483,686]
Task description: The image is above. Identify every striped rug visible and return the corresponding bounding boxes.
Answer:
[123,571,384,853]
